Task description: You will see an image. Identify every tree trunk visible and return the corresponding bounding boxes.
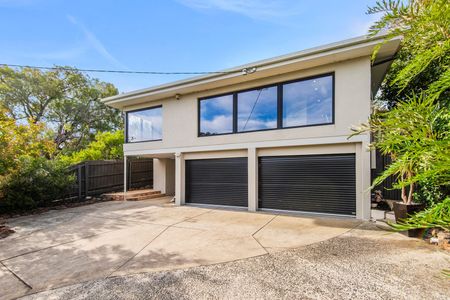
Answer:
[401,185,408,203]
[407,181,414,205]
[401,173,408,203]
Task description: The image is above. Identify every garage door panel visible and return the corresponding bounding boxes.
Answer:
[187,164,246,182]
[186,158,248,207]
[259,154,356,215]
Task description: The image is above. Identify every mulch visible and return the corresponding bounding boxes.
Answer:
[0,224,15,239]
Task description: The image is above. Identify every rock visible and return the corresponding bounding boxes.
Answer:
[430,237,439,244]
[437,231,450,250]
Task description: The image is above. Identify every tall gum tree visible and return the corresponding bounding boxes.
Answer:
[0,66,122,153]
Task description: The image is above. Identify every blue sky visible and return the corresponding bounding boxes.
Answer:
[0,0,379,93]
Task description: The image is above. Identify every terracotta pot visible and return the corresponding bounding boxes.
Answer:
[393,202,426,237]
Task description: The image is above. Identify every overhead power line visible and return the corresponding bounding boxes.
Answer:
[242,88,264,131]
[0,63,257,75]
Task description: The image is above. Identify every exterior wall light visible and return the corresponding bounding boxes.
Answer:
[242,67,257,75]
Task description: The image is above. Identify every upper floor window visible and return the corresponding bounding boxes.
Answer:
[126,106,162,142]
[198,73,334,136]
[199,94,233,136]
[282,75,333,127]
[237,86,277,132]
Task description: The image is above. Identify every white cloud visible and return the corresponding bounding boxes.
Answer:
[201,115,233,133]
[238,118,276,131]
[177,0,301,20]
[67,15,127,69]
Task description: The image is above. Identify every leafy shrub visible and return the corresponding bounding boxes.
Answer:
[59,130,124,165]
[0,107,54,175]
[414,179,446,207]
[0,157,74,212]
[351,95,450,205]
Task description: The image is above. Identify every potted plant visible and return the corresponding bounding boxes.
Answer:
[359,0,450,237]
[390,197,450,247]
[380,154,425,237]
[350,95,446,236]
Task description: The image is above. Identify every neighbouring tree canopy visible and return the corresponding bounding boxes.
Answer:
[0,66,122,153]
[368,0,450,108]
[0,107,54,175]
[59,130,124,165]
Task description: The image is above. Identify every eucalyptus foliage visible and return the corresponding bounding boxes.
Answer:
[368,0,450,106]
[0,66,122,153]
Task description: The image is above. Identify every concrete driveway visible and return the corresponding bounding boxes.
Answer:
[0,197,359,299]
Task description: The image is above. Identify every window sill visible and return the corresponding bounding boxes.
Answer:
[198,122,334,137]
[125,139,162,144]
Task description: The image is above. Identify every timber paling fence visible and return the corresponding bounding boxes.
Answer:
[66,158,153,201]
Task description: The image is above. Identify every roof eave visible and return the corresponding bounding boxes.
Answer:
[103,34,401,109]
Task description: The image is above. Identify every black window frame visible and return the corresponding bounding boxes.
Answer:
[125,105,163,143]
[236,84,279,133]
[197,93,235,136]
[197,72,335,137]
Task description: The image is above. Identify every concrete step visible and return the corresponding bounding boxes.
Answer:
[101,189,163,201]
[126,193,166,201]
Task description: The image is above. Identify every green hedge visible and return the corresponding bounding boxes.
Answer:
[0,157,75,212]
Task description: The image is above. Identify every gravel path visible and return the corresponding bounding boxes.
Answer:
[23,223,450,300]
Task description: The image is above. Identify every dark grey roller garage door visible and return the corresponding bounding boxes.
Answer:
[186,158,248,207]
[259,154,356,215]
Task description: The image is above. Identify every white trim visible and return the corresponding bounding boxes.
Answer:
[124,134,370,156]
[174,153,185,205]
[248,147,258,212]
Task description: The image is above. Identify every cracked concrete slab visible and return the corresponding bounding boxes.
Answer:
[253,214,360,252]
[5,211,80,240]
[22,222,450,300]
[0,215,134,261]
[3,222,167,292]
[0,263,31,300]
[0,197,361,299]
[113,205,212,226]
[176,209,275,236]
[112,225,267,276]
